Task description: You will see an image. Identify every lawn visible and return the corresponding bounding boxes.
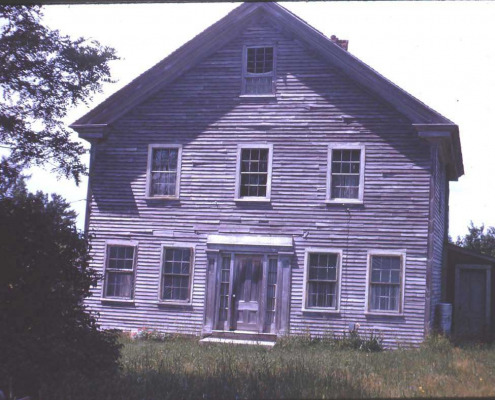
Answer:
[48,335,495,399]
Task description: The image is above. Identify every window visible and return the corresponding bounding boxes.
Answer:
[368,253,404,313]
[160,247,193,302]
[242,46,275,95]
[146,144,182,198]
[235,144,273,200]
[103,244,136,300]
[303,250,341,311]
[327,145,365,202]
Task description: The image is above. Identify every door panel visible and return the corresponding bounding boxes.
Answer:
[455,267,489,338]
[234,256,262,331]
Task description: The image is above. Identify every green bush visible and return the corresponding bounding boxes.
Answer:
[421,334,454,353]
[0,184,121,398]
[276,327,383,352]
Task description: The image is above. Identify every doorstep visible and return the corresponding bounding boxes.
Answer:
[199,337,276,347]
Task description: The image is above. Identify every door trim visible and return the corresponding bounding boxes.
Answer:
[454,264,491,335]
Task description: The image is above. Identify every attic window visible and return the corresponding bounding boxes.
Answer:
[242,46,275,95]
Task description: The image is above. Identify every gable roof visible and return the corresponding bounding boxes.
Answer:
[70,2,463,179]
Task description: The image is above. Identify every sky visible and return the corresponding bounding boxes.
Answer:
[25,1,495,239]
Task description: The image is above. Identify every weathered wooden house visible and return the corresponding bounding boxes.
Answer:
[70,3,464,347]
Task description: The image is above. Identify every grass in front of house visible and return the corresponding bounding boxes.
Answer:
[48,335,495,399]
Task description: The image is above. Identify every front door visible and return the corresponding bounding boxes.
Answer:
[233,256,263,331]
[212,253,281,334]
[455,265,491,338]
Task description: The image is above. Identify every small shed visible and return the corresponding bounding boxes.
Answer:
[446,244,495,340]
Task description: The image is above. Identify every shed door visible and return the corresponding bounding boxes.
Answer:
[455,265,491,338]
[233,256,262,331]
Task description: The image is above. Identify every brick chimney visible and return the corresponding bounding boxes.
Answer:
[330,35,349,51]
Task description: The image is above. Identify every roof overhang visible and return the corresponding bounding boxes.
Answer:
[413,124,464,180]
[71,124,109,142]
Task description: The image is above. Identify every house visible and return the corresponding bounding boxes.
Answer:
[70,2,464,347]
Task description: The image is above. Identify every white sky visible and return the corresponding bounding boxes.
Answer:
[26,1,495,239]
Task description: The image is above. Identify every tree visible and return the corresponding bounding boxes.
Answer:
[455,222,495,258]
[0,181,121,398]
[0,5,117,185]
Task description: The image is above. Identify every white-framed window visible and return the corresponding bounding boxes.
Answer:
[103,242,137,300]
[235,144,273,201]
[146,144,182,198]
[241,45,276,95]
[302,248,342,312]
[159,246,194,303]
[327,144,365,203]
[366,251,405,314]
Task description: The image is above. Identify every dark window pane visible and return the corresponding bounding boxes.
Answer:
[247,47,274,74]
[161,248,192,301]
[105,272,133,298]
[369,255,401,312]
[308,282,336,308]
[245,77,272,94]
[330,149,361,200]
[107,246,134,270]
[239,148,269,198]
[307,253,338,309]
[150,148,179,196]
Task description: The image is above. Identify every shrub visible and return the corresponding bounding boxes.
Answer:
[135,327,170,342]
[276,326,383,352]
[421,334,454,353]
[335,328,384,352]
[0,183,121,398]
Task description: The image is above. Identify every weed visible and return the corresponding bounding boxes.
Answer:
[26,333,495,400]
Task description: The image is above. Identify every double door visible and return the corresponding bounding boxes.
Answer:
[216,254,278,333]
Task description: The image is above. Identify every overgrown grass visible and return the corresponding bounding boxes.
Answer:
[43,334,495,399]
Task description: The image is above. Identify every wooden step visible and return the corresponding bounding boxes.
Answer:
[208,330,277,342]
[200,337,275,347]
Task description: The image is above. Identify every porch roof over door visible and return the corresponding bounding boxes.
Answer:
[207,234,293,249]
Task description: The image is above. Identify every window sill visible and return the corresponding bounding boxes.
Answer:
[235,197,271,203]
[156,301,193,307]
[325,199,363,205]
[101,298,135,305]
[144,196,180,200]
[239,94,276,99]
[302,308,340,314]
[364,311,404,317]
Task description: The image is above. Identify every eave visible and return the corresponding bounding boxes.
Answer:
[413,124,464,180]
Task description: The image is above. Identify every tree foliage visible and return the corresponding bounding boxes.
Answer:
[455,222,495,259]
[0,181,121,398]
[0,5,117,183]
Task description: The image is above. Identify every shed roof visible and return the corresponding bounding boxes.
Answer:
[447,243,495,265]
[70,2,464,179]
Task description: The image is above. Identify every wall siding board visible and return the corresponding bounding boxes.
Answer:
[84,21,435,347]
[429,146,447,329]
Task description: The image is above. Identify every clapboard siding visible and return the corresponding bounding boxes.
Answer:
[429,146,448,327]
[85,20,434,347]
